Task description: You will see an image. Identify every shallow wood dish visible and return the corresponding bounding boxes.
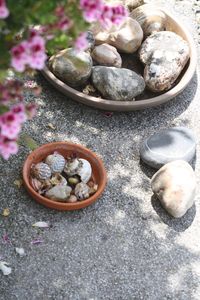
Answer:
[23,142,107,210]
[41,5,197,111]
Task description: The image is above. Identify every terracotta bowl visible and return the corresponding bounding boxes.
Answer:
[22,142,107,210]
[41,5,197,111]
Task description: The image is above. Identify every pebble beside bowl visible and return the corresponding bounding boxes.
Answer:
[22,142,107,210]
[41,5,197,111]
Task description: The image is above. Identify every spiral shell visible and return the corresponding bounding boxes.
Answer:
[31,178,43,192]
[45,152,65,173]
[75,182,90,200]
[31,163,52,180]
[130,5,166,37]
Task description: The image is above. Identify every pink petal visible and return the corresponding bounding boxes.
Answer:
[31,239,43,245]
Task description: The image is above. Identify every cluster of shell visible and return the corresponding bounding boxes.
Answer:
[30,152,98,203]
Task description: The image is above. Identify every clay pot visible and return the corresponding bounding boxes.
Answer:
[23,142,107,210]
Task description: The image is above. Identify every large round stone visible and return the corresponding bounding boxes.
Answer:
[92,17,143,53]
[109,17,143,53]
[49,48,93,87]
[92,66,145,101]
[139,31,190,92]
[151,160,196,218]
[140,127,196,169]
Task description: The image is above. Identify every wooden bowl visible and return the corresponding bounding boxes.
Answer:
[22,142,107,210]
[41,5,197,111]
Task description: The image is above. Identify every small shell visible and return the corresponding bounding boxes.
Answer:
[64,158,92,183]
[31,178,42,192]
[67,195,78,203]
[45,185,72,201]
[68,177,80,185]
[89,184,98,195]
[45,152,65,173]
[15,247,25,256]
[75,182,90,200]
[130,6,166,36]
[50,174,67,186]
[78,159,92,183]
[39,180,52,194]
[64,158,81,177]
[31,163,52,180]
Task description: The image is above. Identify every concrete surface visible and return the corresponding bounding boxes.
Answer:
[0,1,200,299]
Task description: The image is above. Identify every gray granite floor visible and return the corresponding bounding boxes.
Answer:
[0,1,200,299]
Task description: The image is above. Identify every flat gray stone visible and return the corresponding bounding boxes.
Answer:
[140,127,196,169]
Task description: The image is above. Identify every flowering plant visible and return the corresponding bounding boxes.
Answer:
[0,0,127,159]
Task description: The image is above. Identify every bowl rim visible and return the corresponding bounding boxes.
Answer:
[22,142,107,210]
[41,6,197,111]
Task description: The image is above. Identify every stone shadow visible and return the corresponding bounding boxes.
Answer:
[151,195,196,232]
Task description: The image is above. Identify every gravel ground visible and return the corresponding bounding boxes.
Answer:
[0,1,200,300]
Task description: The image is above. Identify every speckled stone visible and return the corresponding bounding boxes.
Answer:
[92,44,122,68]
[140,127,196,169]
[151,160,196,218]
[49,48,93,87]
[86,31,95,50]
[139,31,190,92]
[92,66,145,100]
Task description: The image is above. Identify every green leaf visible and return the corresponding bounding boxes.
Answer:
[0,105,9,114]
[19,134,38,150]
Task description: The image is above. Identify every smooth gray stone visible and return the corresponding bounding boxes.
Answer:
[49,48,92,87]
[140,127,196,169]
[92,66,145,101]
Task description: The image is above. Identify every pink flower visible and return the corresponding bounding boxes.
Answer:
[57,16,72,31]
[80,0,127,27]
[75,32,89,51]
[80,0,103,22]
[99,5,113,27]
[26,103,37,119]
[0,137,18,160]
[0,84,9,103]
[11,34,47,72]
[100,4,128,27]
[12,103,27,123]
[0,111,21,139]
[11,42,29,72]
[110,5,128,25]
[27,35,47,70]
[0,0,9,19]
[0,80,24,103]
[55,5,65,17]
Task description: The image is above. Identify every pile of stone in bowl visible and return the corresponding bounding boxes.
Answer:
[48,3,190,102]
[30,152,98,203]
